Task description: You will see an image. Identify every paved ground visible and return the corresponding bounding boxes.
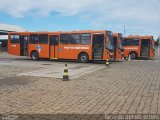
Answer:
[0,53,160,119]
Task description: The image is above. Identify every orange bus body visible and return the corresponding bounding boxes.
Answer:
[113,33,124,60]
[123,36,155,59]
[8,30,115,62]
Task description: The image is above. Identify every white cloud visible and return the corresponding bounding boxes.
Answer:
[0,0,159,37]
[0,0,159,20]
[0,0,90,17]
[0,23,25,31]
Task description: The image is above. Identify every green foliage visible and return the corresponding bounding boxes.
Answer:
[155,37,160,46]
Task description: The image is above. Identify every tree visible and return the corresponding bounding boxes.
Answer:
[155,37,160,46]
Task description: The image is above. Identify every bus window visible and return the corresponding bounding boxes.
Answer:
[123,38,131,46]
[60,34,70,44]
[50,36,59,45]
[131,38,139,46]
[141,39,150,47]
[70,34,80,44]
[81,33,90,45]
[30,34,38,44]
[10,35,20,43]
[39,34,48,44]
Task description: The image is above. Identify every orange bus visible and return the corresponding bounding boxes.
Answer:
[113,33,124,60]
[123,36,155,59]
[8,30,115,62]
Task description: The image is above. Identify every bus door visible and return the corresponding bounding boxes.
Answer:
[49,35,59,59]
[92,34,104,60]
[36,34,49,58]
[20,35,29,56]
[140,39,150,57]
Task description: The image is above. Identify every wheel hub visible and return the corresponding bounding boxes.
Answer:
[131,54,135,59]
[81,56,86,61]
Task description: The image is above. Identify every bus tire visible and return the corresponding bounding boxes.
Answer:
[31,51,39,60]
[78,53,89,63]
[129,52,138,60]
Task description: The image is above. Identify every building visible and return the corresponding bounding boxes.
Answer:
[0,30,12,47]
[0,24,25,51]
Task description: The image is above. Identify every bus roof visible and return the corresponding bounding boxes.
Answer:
[8,30,112,35]
[124,35,153,39]
[113,33,123,37]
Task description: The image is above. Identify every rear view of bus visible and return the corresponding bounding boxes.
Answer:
[113,33,124,60]
[8,33,24,56]
[123,36,155,59]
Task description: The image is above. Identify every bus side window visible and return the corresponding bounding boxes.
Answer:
[39,34,48,44]
[81,33,90,45]
[70,34,80,44]
[123,38,131,46]
[50,36,59,45]
[131,38,139,46]
[10,35,20,43]
[60,34,70,44]
[30,34,39,44]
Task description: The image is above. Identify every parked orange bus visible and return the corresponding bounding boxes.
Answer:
[123,36,155,59]
[113,33,124,60]
[8,30,115,62]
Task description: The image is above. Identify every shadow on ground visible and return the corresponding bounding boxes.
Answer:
[0,77,31,86]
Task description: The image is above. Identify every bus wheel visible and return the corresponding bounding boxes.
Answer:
[78,53,89,63]
[129,52,138,60]
[31,51,39,60]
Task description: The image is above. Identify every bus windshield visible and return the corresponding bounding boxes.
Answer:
[151,39,155,49]
[118,34,124,52]
[106,31,114,52]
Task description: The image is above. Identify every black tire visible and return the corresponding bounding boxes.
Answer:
[129,52,138,60]
[78,53,89,63]
[31,51,39,60]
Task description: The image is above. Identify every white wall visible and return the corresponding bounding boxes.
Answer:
[0,35,8,40]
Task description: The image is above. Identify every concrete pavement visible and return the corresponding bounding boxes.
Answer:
[0,53,160,119]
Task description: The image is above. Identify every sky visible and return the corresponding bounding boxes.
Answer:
[0,0,160,38]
